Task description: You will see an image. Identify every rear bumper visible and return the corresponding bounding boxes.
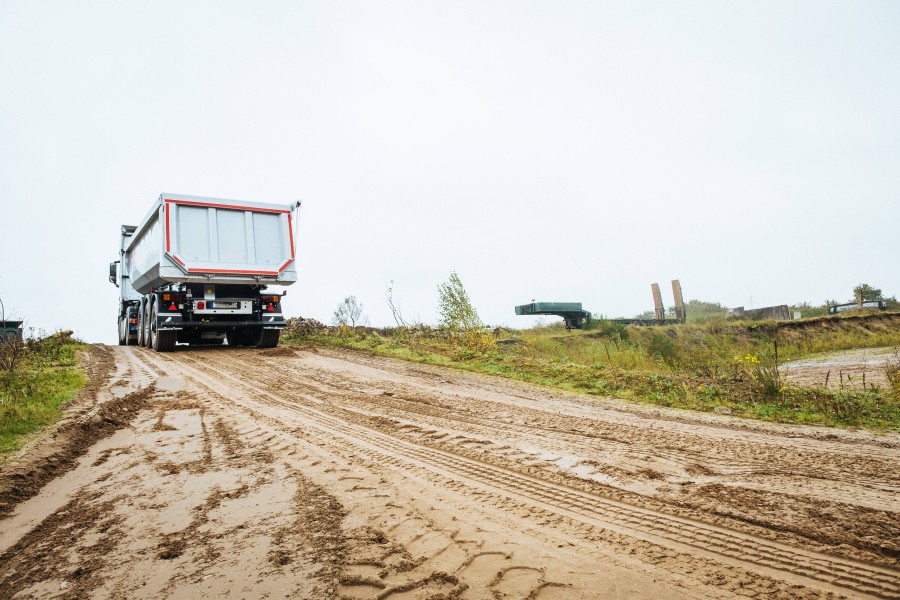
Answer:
[156,314,286,332]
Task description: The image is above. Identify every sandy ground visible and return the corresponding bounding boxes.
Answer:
[782,347,898,391]
[0,345,898,599]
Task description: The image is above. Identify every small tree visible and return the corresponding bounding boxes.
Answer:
[332,296,365,327]
[437,272,482,332]
[386,280,409,328]
[852,283,883,302]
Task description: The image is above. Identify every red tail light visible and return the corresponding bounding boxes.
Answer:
[197,301,205,310]
[267,304,275,312]
[169,303,177,311]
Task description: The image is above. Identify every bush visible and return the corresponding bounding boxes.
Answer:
[1,330,87,454]
[647,332,678,366]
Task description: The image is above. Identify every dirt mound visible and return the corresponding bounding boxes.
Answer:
[0,346,154,518]
[259,346,297,357]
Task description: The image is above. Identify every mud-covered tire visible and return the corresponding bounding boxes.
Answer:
[145,302,154,348]
[255,329,280,348]
[148,301,158,349]
[227,330,251,346]
[117,318,126,345]
[137,302,146,347]
[154,331,176,352]
[150,300,176,352]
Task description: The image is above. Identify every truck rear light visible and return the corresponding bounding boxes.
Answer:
[197,301,205,310]
[169,303,177,311]
[130,318,137,324]
[266,304,275,312]
[163,294,171,301]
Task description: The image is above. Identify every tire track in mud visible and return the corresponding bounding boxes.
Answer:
[132,351,592,599]
[278,359,899,502]
[258,351,900,558]
[135,349,900,599]
[251,350,900,497]
[171,349,900,565]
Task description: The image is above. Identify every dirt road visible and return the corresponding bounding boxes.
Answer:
[1,345,898,599]
[782,348,897,391]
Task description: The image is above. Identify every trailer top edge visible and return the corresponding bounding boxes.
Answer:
[160,193,294,213]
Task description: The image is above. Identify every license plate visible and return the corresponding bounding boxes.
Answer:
[211,301,238,309]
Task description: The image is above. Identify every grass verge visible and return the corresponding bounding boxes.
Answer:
[0,333,88,455]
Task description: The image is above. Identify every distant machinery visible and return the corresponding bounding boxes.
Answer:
[827,300,887,315]
[515,280,687,330]
[0,320,23,343]
[515,302,592,330]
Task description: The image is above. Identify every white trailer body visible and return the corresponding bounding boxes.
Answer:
[110,193,299,351]
[126,193,298,293]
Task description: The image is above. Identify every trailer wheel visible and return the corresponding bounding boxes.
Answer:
[150,299,176,352]
[255,329,280,348]
[117,318,126,345]
[227,330,249,346]
[137,301,146,346]
[142,301,153,347]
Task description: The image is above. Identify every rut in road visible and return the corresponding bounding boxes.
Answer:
[136,347,900,599]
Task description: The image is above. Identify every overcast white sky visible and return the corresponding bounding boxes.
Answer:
[1,1,898,343]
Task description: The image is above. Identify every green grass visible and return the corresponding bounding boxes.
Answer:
[285,313,900,430]
[0,335,88,455]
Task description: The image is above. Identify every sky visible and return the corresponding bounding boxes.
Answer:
[1,1,898,343]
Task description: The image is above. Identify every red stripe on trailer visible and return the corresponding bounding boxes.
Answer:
[163,199,290,214]
[165,202,171,252]
[186,267,280,275]
[183,260,292,276]
[287,213,295,259]
[171,255,186,266]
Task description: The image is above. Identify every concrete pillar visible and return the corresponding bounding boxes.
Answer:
[651,283,665,322]
[672,279,685,323]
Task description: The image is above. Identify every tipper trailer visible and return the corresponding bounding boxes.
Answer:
[110,193,299,351]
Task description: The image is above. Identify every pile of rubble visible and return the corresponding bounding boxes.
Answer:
[284,317,329,337]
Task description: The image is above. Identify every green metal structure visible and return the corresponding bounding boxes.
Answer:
[515,302,592,330]
[0,320,24,343]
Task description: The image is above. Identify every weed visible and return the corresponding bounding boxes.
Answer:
[885,348,900,399]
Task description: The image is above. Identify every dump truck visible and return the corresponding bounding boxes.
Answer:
[110,193,299,351]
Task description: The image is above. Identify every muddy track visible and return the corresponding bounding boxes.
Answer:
[131,348,900,599]
[1,345,898,599]
[159,349,900,561]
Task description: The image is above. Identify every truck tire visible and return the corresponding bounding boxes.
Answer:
[255,329,280,348]
[150,300,176,352]
[143,301,153,348]
[137,301,146,347]
[118,318,126,345]
[227,330,249,346]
